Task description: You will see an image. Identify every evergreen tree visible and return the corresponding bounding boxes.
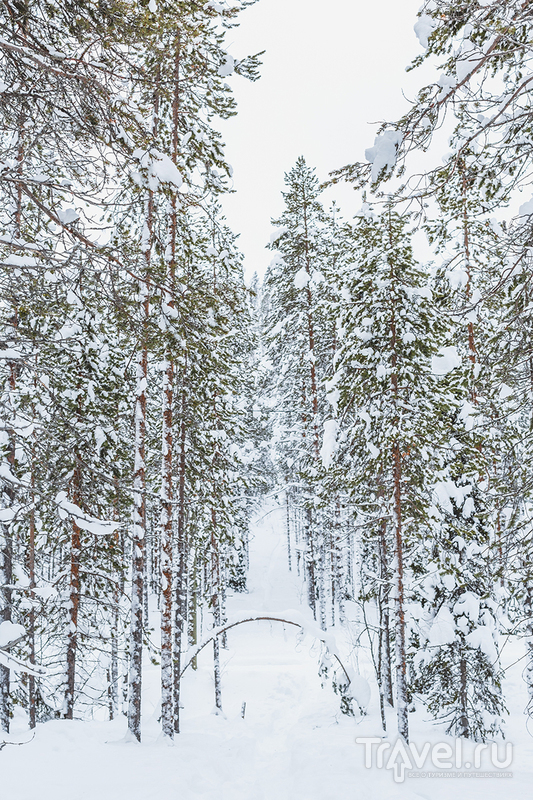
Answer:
[327,206,460,741]
[263,157,339,626]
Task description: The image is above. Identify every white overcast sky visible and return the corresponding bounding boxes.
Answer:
[218,0,430,280]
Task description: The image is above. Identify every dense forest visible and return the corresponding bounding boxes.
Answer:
[1,0,533,757]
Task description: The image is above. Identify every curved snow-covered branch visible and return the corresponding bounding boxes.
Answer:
[0,733,35,751]
[179,611,352,687]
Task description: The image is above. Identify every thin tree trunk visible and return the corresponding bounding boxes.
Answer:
[160,351,175,738]
[458,641,470,738]
[0,163,22,727]
[0,515,12,733]
[0,395,15,731]
[329,525,336,627]
[317,532,327,631]
[211,513,223,714]
[188,551,198,671]
[304,507,317,619]
[285,482,292,571]
[109,481,121,721]
[334,500,345,624]
[127,70,160,741]
[173,366,188,733]
[392,440,408,741]
[378,509,393,707]
[128,208,152,742]
[27,493,36,728]
[160,38,181,739]
[524,573,533,715]
[388,213,408,742]
[65,459,81,719]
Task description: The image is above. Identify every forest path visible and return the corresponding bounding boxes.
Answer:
[2,502,532,799]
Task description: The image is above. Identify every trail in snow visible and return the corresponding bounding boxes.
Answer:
[2,503,533,799]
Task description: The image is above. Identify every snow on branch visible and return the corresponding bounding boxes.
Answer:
[54,491,121,536]
[0,623,46,677]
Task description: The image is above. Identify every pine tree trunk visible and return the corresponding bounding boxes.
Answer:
[388,218,408,742]
[318,534,327,631]
[329,526,336,627]
[458,640,470,738]
[65,461,81,719]
[188,552,198,671]
[304,507,317,619]
[211,515,223,714]
[0,328,19,730]
[0,516,12,733]
[334,501,345,624]
[173,375,188,733]
[285,483,292,571]
[379,516,393,707]
[27,496,36,729]
[128,274,150,742]
[160,40,181,738]
[392,441,408,742]
[160,354,174,738]
[110,598,118,721]
[524,576,533,715]
[128,70,160,742]
[109,487,121,721]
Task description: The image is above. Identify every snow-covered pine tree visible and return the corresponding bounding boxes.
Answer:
[327,206,460,741]
[104,0,262,739]
[263,157,339,627]
[409,152,513,741]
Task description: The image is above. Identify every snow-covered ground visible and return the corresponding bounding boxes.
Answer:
[2,504,533,799]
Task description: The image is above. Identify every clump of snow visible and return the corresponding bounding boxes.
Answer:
[320,419,338,468]
[446,267,468,289]
[437,73,457,98]
[365,130,402,183]
[0,621,25,648]
[149,152,183,190]
[459,399,476,431]
[135,149,183,191]
[518,196,533,217]
[57,208,79,225]
[294,267,310,289]
[218,54,234,78]
[466,626,498,663]
[270,226,288,244]
[433,479,472,513]
[414,13,437,48]
[0,348,23,359]
[499,383,513,400]
[454,591,480,623]
[431,345,461,375]
[55,491,121,536]
[428,606,456,647]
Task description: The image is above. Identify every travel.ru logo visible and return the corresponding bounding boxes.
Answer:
[356,737,513,783]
